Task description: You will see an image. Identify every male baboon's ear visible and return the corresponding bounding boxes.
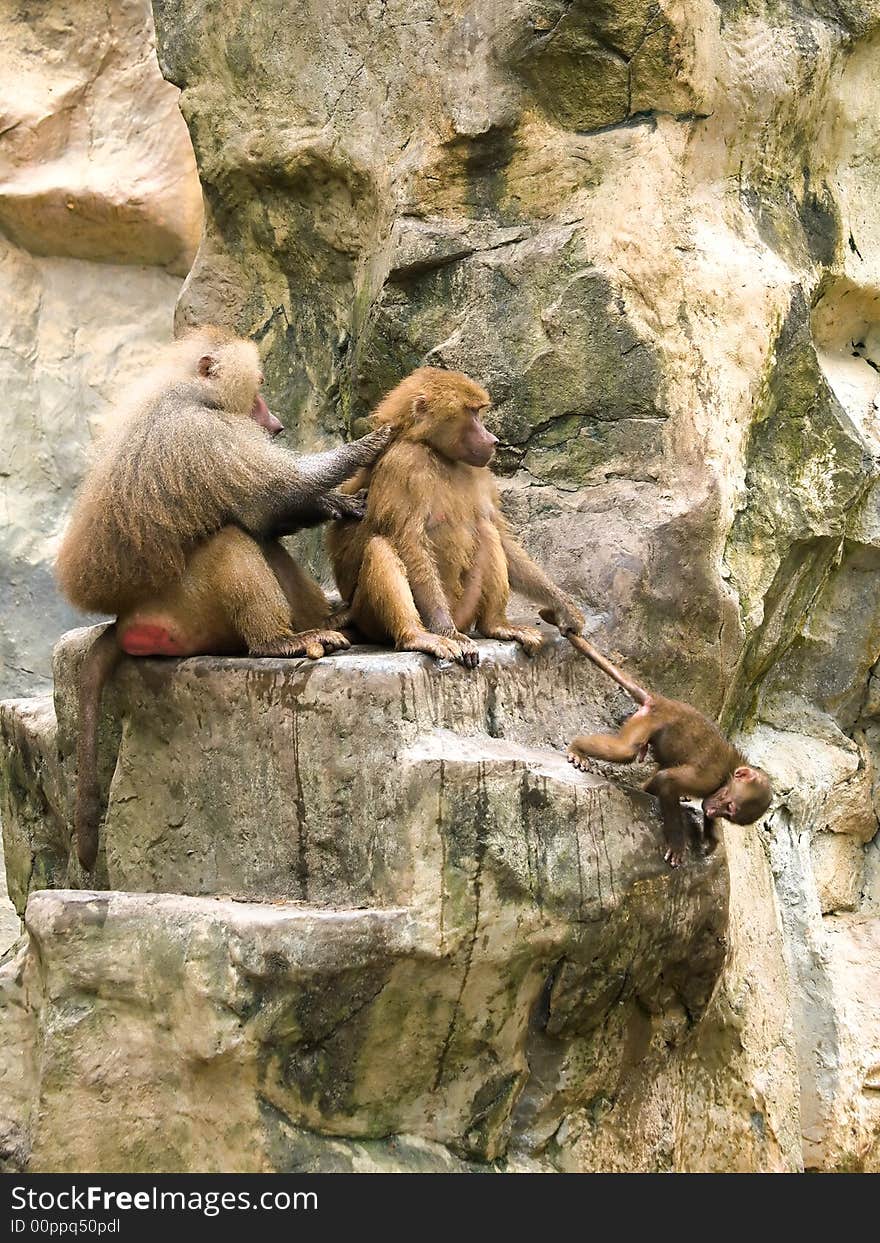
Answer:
[198,354,217,378]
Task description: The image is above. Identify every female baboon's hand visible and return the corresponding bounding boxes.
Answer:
[539,600,585,635]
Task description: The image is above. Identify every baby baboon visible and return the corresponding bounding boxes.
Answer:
[327,367,584,666]
[565,633,772,867]
[56,325,392,868]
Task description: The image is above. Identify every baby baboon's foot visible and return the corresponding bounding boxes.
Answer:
[663,843,686,869]
[250,629,351,660]
[484,624,545,656]
[399,629,478,668]
[567,747,591,772]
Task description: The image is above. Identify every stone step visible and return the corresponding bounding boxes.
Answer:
[2,625,647,909]
[0,842,726,1172]
[0,626,734,1172]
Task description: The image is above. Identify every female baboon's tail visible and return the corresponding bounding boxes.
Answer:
[565,632,650,706]
[75,624,122,871]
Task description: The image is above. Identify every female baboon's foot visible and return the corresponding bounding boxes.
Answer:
[436,626,480,669]
[250,629,351,659]
[398,628,479,668]
[482,623,545,656]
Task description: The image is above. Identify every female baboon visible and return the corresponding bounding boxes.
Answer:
[327,366,584,667]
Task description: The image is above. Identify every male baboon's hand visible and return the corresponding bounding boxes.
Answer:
[358,423,396,460]
[326,488,368,521]
[539,600,585,635]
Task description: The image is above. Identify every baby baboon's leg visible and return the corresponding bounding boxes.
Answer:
[355,535,467,663]
[262,540,349,657]
[567,707,654,771]
[644,764,702,868]
[474,524,544,655]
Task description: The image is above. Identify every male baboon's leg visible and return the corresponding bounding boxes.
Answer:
[263,540,350,656]
[120,527,334,659]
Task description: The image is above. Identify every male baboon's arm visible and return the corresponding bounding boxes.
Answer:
[295,427,393,492]
[232,428,391,536]
[269,488,367,536]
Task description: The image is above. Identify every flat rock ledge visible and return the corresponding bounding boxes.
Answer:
[0,626,737,1172]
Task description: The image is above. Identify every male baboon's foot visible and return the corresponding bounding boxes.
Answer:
[398,628,479,668]
[291,628,351,659]
[483,624,545,655]
[250,629,351,660]
[329,602,353,628]
[567,746,591,773]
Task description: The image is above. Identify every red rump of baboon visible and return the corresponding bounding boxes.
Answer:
[56,325,393,871]
[327,366,585,667]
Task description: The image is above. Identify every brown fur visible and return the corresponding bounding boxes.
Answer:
[565,633,772,867]
[56,326,391,868]
[327,367,585,667]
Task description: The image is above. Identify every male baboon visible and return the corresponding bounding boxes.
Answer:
[57,325,391,867]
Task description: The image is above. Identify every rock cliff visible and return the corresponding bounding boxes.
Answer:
[0,0,202,702]
[1,0,879,1172]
